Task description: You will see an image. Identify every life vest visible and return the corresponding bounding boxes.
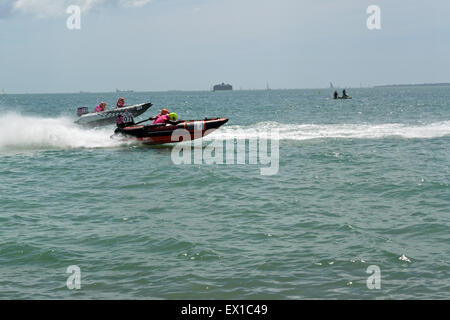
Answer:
[94,104,105,112]
[152,114,169,124]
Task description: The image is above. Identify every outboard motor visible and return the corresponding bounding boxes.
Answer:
[77,107,89,117]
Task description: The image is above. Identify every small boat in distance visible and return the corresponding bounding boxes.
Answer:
[213,83,233,91]
[335,96,352,100]
[333,89,352,100]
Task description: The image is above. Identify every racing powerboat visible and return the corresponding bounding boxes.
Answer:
[112,118,229,145]
[75,102,152,127]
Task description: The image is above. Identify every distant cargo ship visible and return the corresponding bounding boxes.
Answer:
[213,83,233,91]
[116,89,134,93]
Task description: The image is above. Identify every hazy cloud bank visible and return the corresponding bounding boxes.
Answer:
[0,0,151,19]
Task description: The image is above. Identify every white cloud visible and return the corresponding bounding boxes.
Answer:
[81,0,106,12]
[13,0,65,18]
[11,0,150,18]
[120,0,151,8]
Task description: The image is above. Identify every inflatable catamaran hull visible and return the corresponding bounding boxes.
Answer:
[334,96,352,100]
[112,118,229,145]
[75,102,152,127]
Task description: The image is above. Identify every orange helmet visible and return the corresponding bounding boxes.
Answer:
[161,109,169,115]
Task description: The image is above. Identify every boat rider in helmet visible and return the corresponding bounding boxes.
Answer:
[116,97,125,108]
[333,90,338,99]
[94,102,107,113]
[152,108,170,124]
[167,112,178,124]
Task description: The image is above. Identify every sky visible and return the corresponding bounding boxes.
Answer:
[0,0,450,93]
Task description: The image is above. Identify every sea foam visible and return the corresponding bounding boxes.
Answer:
[206,121,450,141]
[1,113,449,152]
[0,113,123,152]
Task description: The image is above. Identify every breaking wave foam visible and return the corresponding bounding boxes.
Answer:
[0,113,123,152]
[207,121,450,141]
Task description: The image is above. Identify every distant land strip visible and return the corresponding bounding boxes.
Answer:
[375,83,450,88]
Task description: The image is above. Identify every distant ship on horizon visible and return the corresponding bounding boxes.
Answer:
[116,88,134,93]
[213,83,233,91]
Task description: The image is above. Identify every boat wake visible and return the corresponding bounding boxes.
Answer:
[1,113,448,153]
[206,121,450,141]
[0,113,124,152]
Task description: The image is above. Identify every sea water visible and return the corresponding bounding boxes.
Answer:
[0,87,449,299]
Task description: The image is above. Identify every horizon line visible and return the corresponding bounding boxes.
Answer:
[3,82,450,95]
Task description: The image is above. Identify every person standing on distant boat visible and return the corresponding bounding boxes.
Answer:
[333,91,338,99]
[94,102,107,112]
[116,97,125,108]
[342,89,348,98]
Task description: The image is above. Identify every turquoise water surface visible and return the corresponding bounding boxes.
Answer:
[0,87,449,299]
